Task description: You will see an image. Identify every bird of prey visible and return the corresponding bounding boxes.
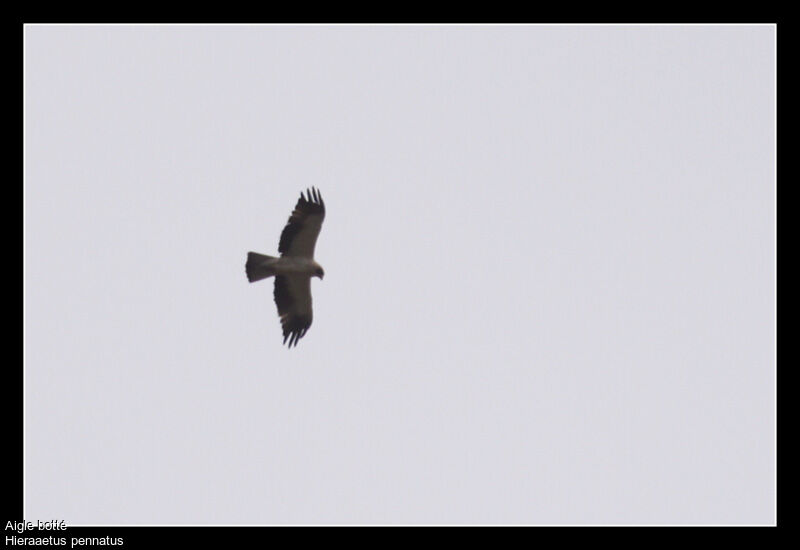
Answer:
[246,188,325,348]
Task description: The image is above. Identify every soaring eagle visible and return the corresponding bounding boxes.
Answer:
[246,188,325,348]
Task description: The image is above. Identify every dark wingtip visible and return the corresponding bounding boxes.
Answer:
[300,187,323,206]
[282,327,308,348]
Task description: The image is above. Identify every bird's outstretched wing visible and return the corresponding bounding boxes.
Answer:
[278,187,325,258]
[273,274,313,348]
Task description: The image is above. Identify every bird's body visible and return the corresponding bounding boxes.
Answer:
[246,188,325,348]
[271,256,323,276]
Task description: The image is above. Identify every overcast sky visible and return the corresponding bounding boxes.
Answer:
[24,24,775,525]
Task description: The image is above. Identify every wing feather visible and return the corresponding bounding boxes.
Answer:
[273,275,313,348]
[278,187,325,258]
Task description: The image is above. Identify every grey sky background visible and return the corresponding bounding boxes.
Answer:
[24,25,775,525]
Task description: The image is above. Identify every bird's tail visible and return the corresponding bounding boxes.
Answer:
[246,252,278,282]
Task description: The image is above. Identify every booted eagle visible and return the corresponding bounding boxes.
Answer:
[246,188,325,348]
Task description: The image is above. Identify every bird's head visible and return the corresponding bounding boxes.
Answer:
[314,266,325,280]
